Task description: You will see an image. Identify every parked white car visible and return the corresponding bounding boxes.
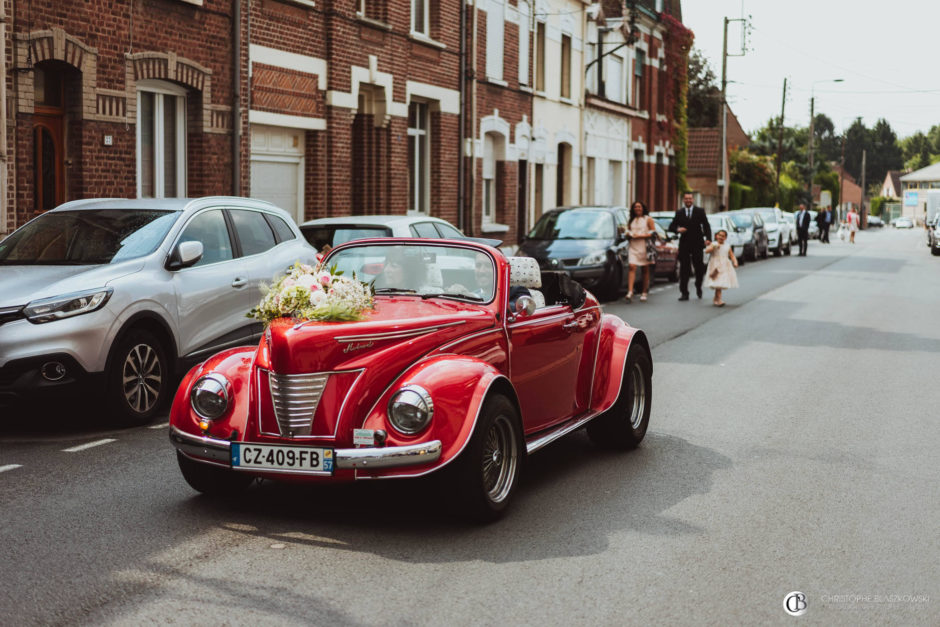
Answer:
[746,207,792,256]
[0,197,316,424]
[895,217,914,229]
[299,215,499,253]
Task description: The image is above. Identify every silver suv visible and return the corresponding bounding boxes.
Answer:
[0,197,316,425]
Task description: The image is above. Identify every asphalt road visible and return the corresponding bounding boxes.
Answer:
[1,228,937,625]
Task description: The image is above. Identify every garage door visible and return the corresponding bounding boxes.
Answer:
[250,125,304,223]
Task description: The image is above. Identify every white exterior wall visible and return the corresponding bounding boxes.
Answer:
[530,0,583,223]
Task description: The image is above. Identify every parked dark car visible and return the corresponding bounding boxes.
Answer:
[518,206,678,300]
[727,210,769,261]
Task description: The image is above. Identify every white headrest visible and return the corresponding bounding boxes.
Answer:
[508,256,542,288]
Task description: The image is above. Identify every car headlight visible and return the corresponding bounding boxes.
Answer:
[23,288,113,324]
[190,374,232,420]
[388,385,433,434]
[579,251,607,266]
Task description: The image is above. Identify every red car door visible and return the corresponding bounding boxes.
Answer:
[508,304,599,434]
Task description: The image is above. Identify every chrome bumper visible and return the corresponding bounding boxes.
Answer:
[169,426,442,471]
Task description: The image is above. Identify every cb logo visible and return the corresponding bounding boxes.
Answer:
[783,591,808,616]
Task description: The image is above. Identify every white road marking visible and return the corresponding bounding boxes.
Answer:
[148,422,169,430]
[0,464,23,473]
[62,438,117,453]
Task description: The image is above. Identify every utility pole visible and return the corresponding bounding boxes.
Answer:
[807,95,815,205]
[839,134,845,221]
[719,16,748,210]
[859,149,867,228]
[774,77,787,206]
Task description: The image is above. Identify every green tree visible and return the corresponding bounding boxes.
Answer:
[812,113,841,165]
[843,118,870,182]
[869,119,903,185]
[901,132,932,171]
[686,47,720,128]
[729,148,776,208]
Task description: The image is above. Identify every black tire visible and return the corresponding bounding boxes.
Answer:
[784,238,792,255]
[747,245,757,262]
[601,263,623,301]
[587,349,652,449]
[931,245,940,256]
[449,395,523,522]
[107,328,170,427]
[177,451,255,496]
[773,240,782,257]
[760,242,769,259]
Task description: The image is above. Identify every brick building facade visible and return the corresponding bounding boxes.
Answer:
[3,0,236,235]
[2,0,687,244]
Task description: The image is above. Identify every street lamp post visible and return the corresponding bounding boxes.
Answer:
[807,78,843,206]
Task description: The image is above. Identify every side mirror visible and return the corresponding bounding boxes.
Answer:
[514,295,536,317]
[167,240,204,270]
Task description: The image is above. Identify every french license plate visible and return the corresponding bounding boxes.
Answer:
[231,443,333,473]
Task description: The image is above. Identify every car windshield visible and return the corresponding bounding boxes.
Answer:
[0,209,180,265]
[528,209,615,240]
[729,213,753,228]
[707,217,725,230]
[755,209,778,223]
[326,242,495,302]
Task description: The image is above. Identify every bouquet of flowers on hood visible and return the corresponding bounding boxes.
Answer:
[248,261,374,324]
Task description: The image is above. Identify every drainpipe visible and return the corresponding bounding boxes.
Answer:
[457,0,466,231]
[232,0,242,195]
[0,0,8,234]
[469,0,478,237]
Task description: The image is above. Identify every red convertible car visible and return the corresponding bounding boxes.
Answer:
[169,239,652,521]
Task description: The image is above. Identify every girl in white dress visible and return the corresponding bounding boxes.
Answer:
[704,229,738,307]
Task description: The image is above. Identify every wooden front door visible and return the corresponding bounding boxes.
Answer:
[33,115,65,211]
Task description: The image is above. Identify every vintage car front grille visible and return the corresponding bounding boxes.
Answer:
[268,372,329,436]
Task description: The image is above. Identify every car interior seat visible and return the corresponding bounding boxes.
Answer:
[507,256,545,308]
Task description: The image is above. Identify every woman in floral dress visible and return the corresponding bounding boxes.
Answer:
[704,229,738,307]
[624,200,656,302]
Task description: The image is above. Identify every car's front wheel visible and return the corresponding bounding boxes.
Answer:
[177,451,256,496]
[587,349,652,449]
[107,329,169,427]
[450,395,523,522]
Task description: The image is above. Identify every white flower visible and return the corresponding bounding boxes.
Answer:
[295,274,317,290]
[309,290,327,306]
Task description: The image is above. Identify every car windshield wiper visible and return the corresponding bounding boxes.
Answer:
[374,288,417,294]
[420,292,484,301]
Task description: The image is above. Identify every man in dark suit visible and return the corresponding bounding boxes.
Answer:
[669,192,712,300]
[795,202,812,256]
[815,206,833,243]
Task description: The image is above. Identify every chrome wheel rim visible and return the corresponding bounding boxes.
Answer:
[629,362,647,430]
[481,415,518,504]
[122,343,162,413]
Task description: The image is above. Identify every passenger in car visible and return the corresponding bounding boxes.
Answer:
[375,248,429,291]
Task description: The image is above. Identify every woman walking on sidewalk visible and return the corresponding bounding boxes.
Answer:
[704,229,738,307]
[844,206,860,243]
[624,200,656,302]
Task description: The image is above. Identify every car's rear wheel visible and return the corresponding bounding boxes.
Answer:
[601,263,623,301]
[107,329,169,427]
[450,395,522,522]
[587,349,652,449]
[177,451,256,496]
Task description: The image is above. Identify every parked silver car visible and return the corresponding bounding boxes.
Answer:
[707,214,746,263]
[0,197,315,425]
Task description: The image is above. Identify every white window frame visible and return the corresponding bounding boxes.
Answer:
[483,133,497,224]
[518,1,531,85]
[408,101,431,215]
[486,0,505,81]
[136,80,187,198]
[412,0,429,36]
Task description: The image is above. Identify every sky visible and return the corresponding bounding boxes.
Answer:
[681,0,940,139]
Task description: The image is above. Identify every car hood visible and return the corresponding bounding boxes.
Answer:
[518,238,611,262]
[265,298,497,375]
[0,262,145,307]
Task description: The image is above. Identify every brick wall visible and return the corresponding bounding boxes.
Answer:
[7,0,235,231]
